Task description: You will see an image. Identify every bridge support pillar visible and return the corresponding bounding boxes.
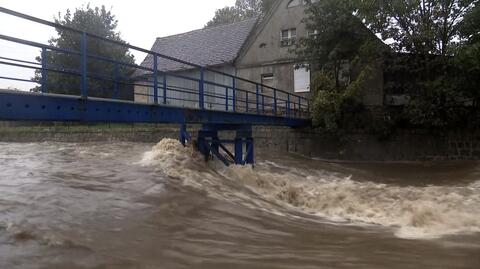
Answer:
[179,124,254,166]
[179,123,191,146]
[234,137,243,165]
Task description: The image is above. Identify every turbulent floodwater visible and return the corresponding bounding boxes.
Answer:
[0,140,479,269]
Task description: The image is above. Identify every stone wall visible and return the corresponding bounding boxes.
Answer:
[0,122,479,161]
[282,128,480,161]
[0,124,178,143]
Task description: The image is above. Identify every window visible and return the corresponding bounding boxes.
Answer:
[280,28,297,47]
[294,66,310,93]
[261,74,275,91]
[307,29,319,38]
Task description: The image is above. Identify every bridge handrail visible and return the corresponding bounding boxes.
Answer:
[0,6,310,118]
[0,56,308,110]
[0,51,311,114]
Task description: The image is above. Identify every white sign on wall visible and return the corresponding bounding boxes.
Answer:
[294,66,310,93]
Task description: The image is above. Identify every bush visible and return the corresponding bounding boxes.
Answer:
[399,46,480,129]
[311,70,365,132]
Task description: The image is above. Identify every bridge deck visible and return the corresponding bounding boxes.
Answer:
[0,90,309,126]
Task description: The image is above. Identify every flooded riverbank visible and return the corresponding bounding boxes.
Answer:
[1,140,479,268]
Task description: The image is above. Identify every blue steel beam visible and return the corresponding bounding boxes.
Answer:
[0,90,310,127]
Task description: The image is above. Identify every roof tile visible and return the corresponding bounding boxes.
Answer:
[138,18,258,74]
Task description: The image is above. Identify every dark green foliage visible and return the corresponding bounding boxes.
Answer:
[355,0,478,56]
[310,69,368,132]
[295,0,386,132]
[295,0,367,86]
[454,43,480,106]
[300,0,480,134]
[33,5,135,100]
[460,3,480,43]
[206,0,277,28]
[206,6,244,28]
[400,45,480,128]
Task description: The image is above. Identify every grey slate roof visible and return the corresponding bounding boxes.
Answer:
[138,18,258,75]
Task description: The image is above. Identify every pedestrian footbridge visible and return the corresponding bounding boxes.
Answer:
[0,7,311,165]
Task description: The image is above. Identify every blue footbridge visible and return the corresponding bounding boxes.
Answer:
[0,7,311,165]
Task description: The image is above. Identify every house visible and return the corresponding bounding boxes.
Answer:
[235,0,315,98]
[134,17,258,109]
[134,0,385,109]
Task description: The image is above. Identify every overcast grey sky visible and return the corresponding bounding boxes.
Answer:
[0,0,236,90]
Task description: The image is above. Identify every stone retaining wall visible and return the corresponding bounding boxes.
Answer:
[0,122,478,161]
[282,128,480,161]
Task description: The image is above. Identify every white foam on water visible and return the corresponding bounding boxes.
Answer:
[140,139,480,240]
[223,165,480,240]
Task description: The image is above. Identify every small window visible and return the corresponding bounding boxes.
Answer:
[261,74,275,91]
[280,28,297,47]
[307,29,318,36]
[307,29,319,38]
[294,65,310,93]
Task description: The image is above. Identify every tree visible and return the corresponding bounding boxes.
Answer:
[353,0,480,128]
[33,5,135,100]
[294,0,386,131]
[206,6,243,28]
[299,0,480,131]
[355,0,479,56]
[460,2,480,44]
[206,0,277,28]
[295,0,383,87]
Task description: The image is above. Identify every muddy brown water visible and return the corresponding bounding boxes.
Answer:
[0,140,479,269]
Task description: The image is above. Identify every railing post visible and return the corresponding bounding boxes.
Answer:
[255,84,260,114]
[199,67,205,109]
[298,96,301,114]
[113,63,119,99]
[262,90,265,114]
[163,72,167,104]
[225,87,229,111]
[245,92,249,112]
[287,93,290,117]
[153,55,158,104]
[41,47,47,93]
[273,89,277,115]
[81,31,88,98]
[232,76,236,112]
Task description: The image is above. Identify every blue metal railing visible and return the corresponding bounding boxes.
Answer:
[0,7,310,119]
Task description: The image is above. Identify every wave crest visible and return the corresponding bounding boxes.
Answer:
[140,139,480,240]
